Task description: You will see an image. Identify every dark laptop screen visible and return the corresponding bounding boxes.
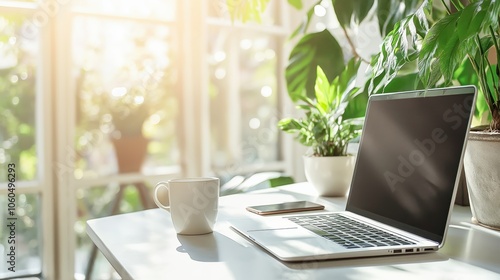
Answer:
[346,87,476,242]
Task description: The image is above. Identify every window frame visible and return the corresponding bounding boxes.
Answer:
[2,0,298,279]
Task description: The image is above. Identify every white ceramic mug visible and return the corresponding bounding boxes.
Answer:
[153,177,219,235]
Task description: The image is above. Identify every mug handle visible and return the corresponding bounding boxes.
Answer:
[153,181,170,210]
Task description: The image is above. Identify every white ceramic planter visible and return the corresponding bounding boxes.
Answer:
[463,131,500,230]
[303,155,356,197]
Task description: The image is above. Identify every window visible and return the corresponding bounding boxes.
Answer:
[0,2,54,279]
[1,0,294,279]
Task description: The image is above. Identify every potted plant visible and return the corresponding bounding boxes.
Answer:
[104,82,164,173]
[226,1,422,196]
[369,0,500,229]
[278,59,365,196]
[77,66,172,173]
[278,1,423,196]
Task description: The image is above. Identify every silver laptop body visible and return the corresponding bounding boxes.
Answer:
[230,86,477,262]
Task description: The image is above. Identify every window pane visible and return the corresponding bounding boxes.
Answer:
[0,14,38,181]
[0,193,41,277]
[73,16,179,178]
[208,28,280,174]
[72,0,176,21]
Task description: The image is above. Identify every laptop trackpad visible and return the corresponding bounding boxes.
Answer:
[231,218,344,260]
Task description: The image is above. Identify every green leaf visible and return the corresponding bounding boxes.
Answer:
[419,12,461,85]
[285,29,345,102]
[475,86,491,121]
[335,58,361,102]
[454,58,479,87]
[382,72,423,92]
[287,0,303,10]
[226,0,271,22]
[278,118,303,131]
[369,0,431,93]
[330,58,365,120]
[343,88,367,120]
[377,0,420,37]
[419,0,500,87]
[333,0,375,27]
[314,66,332,114]
[268,176,295,187]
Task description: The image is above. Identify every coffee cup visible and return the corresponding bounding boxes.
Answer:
[153,177,219,235]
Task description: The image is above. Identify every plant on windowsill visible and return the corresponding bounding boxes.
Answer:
[278,59,365,196]
[369,0,500,229]
[105,85,157,173]
[78,67,172,173]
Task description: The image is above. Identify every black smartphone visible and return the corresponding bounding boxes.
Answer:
[246,201,325,215]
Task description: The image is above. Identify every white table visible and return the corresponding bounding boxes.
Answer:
[87,183,500,280]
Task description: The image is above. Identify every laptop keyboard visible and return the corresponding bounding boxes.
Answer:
[287,213,416,249]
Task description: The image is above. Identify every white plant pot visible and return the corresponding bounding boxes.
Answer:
[303,155,356,197]
[463,131,500,230]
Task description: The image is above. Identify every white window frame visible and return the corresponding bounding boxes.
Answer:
[3,0,300,279]
[0,2,56,279]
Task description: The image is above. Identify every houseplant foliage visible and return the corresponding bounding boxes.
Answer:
[278,59,364,156]
[227,0,422,101]
[227,0,422,195]
[278,0,424,152]
[285,0,421,102]
[279,59,366,196]
[76,30,176,174]
[78,64,172,138]
[370,0,500,229]
[77,65,173,173]
[370,0,500,129]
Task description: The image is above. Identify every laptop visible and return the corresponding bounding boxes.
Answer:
[230,85,477,261]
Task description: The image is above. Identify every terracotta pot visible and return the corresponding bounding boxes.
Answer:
[303,155,356,197]
[112,135,149,173]
[463,131,500,230]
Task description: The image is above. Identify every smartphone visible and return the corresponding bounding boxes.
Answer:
[246,201,325,215]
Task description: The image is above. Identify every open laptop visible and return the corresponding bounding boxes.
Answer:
[230,85,477,261]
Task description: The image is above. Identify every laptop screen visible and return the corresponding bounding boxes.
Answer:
[346,86,476,243]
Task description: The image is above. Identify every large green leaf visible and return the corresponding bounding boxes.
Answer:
[419,12,461,86]
[333,0,375,27]
[285,29,344,102]
[369,0,431,93]
[343,88,367,120]
[377,0,421,37]
[453,58,489,120]
[418,0,500,87]
[315,59,363,119]
[329,58,366,120]
[334,58,361,105]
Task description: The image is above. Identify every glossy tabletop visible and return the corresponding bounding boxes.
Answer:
[87,183,500,280]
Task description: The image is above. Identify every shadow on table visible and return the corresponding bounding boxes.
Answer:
[176,231,243,262]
